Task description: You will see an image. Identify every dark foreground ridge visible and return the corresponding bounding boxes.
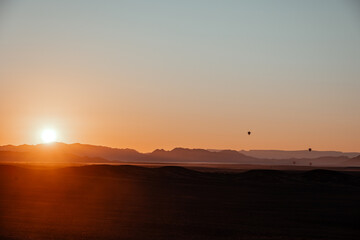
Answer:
[1,165,360,240]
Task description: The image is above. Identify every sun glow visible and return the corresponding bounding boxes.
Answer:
[41,129,57,143]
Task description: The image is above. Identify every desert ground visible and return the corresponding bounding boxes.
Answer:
[1,164,360,240]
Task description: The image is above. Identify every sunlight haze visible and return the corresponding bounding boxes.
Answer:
[0,0,359,152]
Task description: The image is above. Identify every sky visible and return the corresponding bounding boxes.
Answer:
[0,0,359,152]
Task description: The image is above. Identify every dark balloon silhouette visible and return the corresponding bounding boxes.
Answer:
[308,148,312,152]
[248,131,251,135]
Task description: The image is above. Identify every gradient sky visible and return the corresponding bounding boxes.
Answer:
[1,0,359,152]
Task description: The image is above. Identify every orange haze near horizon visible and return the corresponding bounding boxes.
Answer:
[0,1,359,152]
[1,104,359,153]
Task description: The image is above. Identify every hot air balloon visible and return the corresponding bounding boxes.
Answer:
[248,131,251,135]
[308,148,312,152]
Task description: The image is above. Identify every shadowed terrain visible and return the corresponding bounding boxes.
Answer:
[1,164,360,240]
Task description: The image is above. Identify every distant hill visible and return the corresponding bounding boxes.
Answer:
[0,150,109,164]
[0,143,359,166]
[238,150,359,159]
[0,143,142,162]
[342,155,360,167]
[147,148,255,163]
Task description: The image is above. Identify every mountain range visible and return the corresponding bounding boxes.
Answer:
[0,142,359,167]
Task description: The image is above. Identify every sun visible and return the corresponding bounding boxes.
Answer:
[41,129,57,143]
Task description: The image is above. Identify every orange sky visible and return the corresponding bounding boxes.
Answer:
[1,1,359,152]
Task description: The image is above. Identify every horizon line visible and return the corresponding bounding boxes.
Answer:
[1,142,359,154]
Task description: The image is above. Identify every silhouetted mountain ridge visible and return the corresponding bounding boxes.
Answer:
[238,149,359,159]
[0,143,359,166]
[0,150,109,163]
[148,148,253,162]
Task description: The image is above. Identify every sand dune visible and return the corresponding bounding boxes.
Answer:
[1,164,359,240]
